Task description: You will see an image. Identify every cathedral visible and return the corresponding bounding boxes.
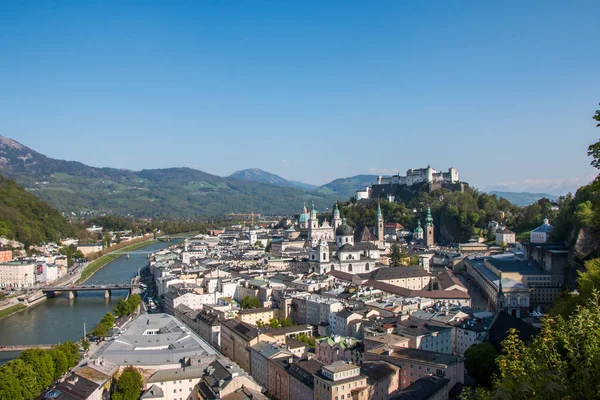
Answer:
[297,202,386,275]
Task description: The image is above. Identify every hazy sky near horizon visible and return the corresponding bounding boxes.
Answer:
[1,1,599,193]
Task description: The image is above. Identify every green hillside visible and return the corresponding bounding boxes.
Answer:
[317,175,378,198]
[0,136,340,218]
[0,175,75,246]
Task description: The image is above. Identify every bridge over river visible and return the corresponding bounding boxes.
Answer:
[42,284,132,299]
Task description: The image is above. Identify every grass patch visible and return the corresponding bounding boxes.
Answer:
[76,239,157,284]
[0,304,26,319]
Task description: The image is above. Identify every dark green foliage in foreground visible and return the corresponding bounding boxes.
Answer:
[464,292,600,400]
[0,175,75,246]
[464,342,498,387]
[0,342,80,400]
[112,366,143,400]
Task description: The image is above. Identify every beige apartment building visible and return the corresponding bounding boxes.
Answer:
[0,261,36,288]
[236,307,279,326]
[313,361,368,400]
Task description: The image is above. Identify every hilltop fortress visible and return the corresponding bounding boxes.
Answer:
[357,166,468,200]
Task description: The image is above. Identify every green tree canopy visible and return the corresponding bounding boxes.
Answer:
[390,244,403,267]
[20,348,55,393]
[0,359,37,400]
[464,342,498,387]
[113,366,143,400]
[240,295,261,309]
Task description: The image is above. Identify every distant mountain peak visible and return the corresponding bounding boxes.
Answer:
[229,168,317,190]
[0,136,25,150]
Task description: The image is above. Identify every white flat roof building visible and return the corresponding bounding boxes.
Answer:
[94,313,217,370]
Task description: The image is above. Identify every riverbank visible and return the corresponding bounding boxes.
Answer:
[76,238,158,284]
[0,304,26,319]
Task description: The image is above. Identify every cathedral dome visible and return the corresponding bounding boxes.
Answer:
[298,212,310,223]
[336,221,354,236]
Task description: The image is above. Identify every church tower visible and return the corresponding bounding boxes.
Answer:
[332,202,342,230]
[310,201,318,230]
[424,207,435,247]
[375,201,385,249]
[317,239,329,263]
[497,273,506,312]
[309,201,318,243]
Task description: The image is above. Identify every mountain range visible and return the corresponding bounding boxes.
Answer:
[0,135,559,218]
[229,168,318,191]
[0,136,376,218]
[229,168,377,199]
[487,191,557,207]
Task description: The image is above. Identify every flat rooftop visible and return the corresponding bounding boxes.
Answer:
[95,313,216,367]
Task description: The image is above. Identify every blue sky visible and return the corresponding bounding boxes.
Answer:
[0,1,598,194]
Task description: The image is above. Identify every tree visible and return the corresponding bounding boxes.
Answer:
[390,244,402,267]
[113,295,141,317]
[92,312,116,337]
[464,342,498,387]
[265,239,272,253]
[483,291,600,399]
[81,339,90,352]
[113,366,143,400]
[255,240,263,248]
[102,234,112,249]
[0,359,37,400]
[113,299,129,316]
[268,317,281,328]
[55,342,80,368]
[48,348,68,379]
[20,348,55,393]
[588,104,600,169]
[279,318,295,327]
[296,333,316,348]
[241,295,261,309]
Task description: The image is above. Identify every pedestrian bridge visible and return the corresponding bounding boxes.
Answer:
[42,284,132,299]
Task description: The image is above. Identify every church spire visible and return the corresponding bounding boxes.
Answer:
[497,273,506,311]
[334,202,340,217]
[377,201,382,219]
[425,207,433,227]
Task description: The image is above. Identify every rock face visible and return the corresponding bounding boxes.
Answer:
[573,226,600,261]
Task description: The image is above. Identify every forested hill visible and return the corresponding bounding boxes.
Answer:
[0,175,75,246]
[331,186,559,244]
[0,136,338,218]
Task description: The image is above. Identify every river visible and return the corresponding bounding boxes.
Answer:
[0,240,173,364]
